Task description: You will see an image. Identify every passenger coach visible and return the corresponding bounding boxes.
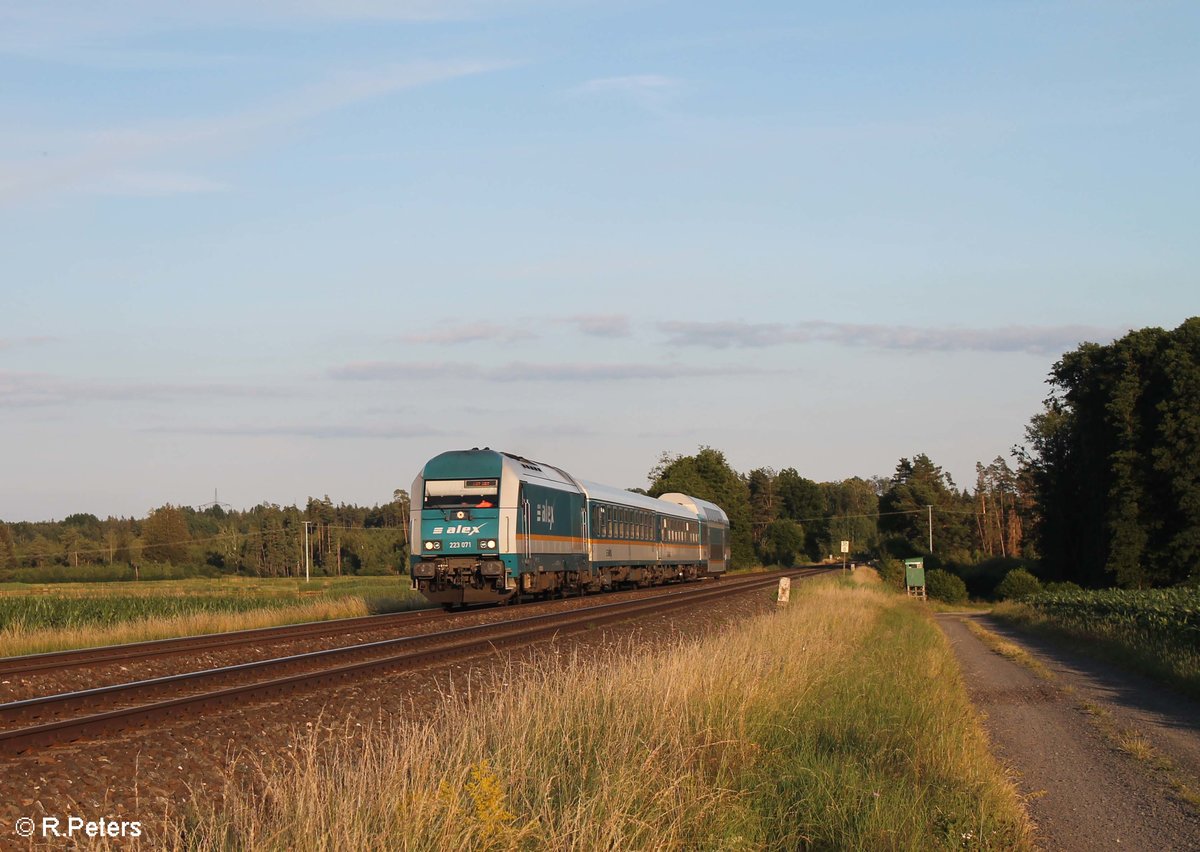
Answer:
[409,448,730,608]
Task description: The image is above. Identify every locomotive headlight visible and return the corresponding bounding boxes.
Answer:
[424,540,442,551]
[479,538,497,549]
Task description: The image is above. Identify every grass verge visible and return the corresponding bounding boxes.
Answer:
[170,581,1032,850]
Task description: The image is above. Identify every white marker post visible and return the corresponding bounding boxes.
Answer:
[840,539,850,572]
[777,576,791,606]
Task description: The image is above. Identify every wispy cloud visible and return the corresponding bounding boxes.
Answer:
[0,336,56,352]
[572,74,680,109]
[0,59,511,203]
[0,3,509,58]
[0,371,292,408]
[400,314,633,345]
[87,171,232,197]
[144,422,450,439]
[401,323,535,345]
[330,360,766,383]
[557,313,632,338]
[659,322,796,349]
[658,321,1128,356]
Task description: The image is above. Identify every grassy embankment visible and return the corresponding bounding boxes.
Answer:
[0,576,427,658]
[993,587,1200,698]
[172,579,1032,850]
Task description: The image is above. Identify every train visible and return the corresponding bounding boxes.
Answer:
[409,448,730,608]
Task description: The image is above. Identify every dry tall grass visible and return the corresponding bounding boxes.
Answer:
[170,581,1031,850]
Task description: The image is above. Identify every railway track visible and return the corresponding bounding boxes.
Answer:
[0,606,449,678]
[0,568,828,755]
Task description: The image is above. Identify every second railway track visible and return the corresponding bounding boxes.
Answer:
[0,568,829,755]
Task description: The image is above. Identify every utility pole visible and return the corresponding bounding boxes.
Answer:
[302,521,311,583]
[927,505,933,553]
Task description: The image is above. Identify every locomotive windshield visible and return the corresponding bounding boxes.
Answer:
[424,478,499,509]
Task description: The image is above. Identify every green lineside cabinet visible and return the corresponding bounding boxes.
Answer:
[904,557,925,588]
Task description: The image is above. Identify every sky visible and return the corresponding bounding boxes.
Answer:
[1,1,1197,522]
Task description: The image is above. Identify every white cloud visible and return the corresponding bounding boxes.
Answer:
[87,171,232,197]
[330,360,767,383]
[0,60,512,204]
[0,372,292,408]
[658,320,1128,356]
[144,422,451,439]
[558,313,632,338]
[0,336,55,352]
[0,2,513,57]
[401,323,536,345]
[572,74,680,109]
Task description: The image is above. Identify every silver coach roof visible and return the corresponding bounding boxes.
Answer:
[575,480,698,520]
[658,493,730,525]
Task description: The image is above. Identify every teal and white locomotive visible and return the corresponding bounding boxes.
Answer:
[409,448,730,608]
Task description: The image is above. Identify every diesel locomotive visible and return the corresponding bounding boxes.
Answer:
[409,448,730,608]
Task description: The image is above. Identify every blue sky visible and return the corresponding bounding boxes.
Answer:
[1,1,1196,521]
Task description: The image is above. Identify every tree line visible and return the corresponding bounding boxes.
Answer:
[0,492,411,581]
[646,447,1031,575]
[647,318,1198,591]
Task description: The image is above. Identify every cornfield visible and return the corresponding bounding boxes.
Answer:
[0,593,296,632]
[1022,587,1200,646]
[1010,587,1200,695]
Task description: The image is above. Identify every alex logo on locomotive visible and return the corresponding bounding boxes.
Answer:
[431,525,483,535]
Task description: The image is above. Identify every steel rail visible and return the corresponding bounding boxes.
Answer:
[0,568,829,755]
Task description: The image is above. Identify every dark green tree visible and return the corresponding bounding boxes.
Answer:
[0,521,15,568]
[142,504,191,564]
[760,518,805,567]
[1021,319,1200,587]
[822,477,881,556]
[878,454,973,561]
[648,447,754,567]
[776,468,828,559]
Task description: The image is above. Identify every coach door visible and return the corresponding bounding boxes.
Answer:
[519,489,532,568]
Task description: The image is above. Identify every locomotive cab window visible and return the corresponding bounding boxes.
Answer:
[424,479,499,509]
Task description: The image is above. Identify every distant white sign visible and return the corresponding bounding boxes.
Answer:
[840,540,850,554]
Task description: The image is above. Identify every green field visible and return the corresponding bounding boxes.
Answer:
[0,576,428,657]
[995,587,1200,697]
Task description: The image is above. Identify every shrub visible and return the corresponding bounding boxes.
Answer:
[875,556,904,587]
[956,557,1029,600]
[995,568,1042,600]
[926,569,968,604]
[1043,581,1082,593]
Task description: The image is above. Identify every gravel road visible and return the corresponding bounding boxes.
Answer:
[938,614,1200,851]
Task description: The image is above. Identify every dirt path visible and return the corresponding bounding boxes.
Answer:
[937,614,1200,851]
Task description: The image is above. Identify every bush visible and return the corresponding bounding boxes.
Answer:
[955,557,1029,600]
[875,556,904,587]
[1043,580,1082,593]
[926,569,968,604]
[995,568,1042,600]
